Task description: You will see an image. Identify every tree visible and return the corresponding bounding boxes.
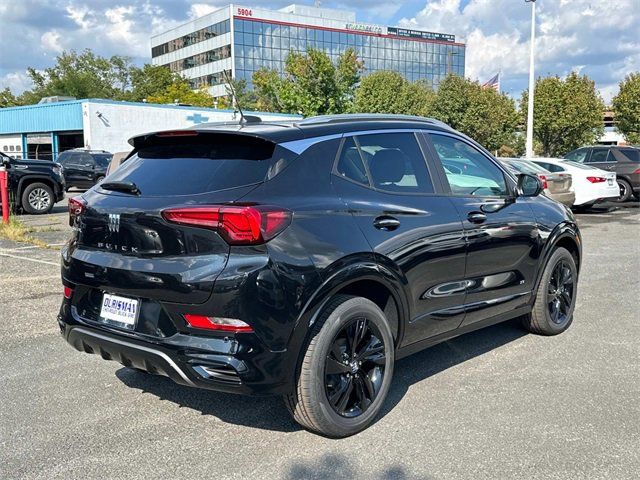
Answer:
[146,80,214,107]
[431,75,519,152]
[0,88,20,108]
[520,72,604,157]
[224,78,257,111]
[253,48,363,116]
[126,64,178,102]
[22,49,134,101]
[612,72,640,144]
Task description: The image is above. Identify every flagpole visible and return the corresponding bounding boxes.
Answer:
[525,0,536,158]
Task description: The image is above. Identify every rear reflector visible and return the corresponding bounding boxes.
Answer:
[586,176,606,183]
[162,205,291,245]
[633,168,640,174]
[63,286,73,299]
[183,314,253,333]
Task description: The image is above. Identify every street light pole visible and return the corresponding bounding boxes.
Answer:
[525,0,536,158]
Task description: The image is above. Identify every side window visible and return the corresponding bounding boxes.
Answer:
[619,148,640,162]
[565,148,588,163]
[586,149,610,163]
[430,134,507,196]
[335,137,368,185]
[78,153,95,167]
[357,132,434,194]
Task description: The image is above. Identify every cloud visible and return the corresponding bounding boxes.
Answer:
[0,0,637,105]
[399,0,640,102]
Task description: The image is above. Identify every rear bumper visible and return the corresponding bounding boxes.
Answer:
[58,301,293,396]
[548,191,575,207]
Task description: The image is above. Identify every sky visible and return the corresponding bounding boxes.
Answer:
[0,0,638,103]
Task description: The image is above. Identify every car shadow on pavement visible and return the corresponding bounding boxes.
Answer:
[115,319,526,434]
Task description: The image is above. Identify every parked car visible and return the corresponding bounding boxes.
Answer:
[564,146,640,202]
[59,115,582,437]
[530,158,618,209]
[56,149,112,190]
[0,151,65,214]
[105,151,131,177]
[500,158,575,207]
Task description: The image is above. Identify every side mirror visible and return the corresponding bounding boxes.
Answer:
[516,173,544,197]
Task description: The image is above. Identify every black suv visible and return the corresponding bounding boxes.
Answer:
[59,115,581,437]
[56,149,112,190]
[0,152,65,214]
[565,146,640,202]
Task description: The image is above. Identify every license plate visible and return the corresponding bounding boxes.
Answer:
[100,293,139,328]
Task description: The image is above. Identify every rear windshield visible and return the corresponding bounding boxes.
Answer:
[103,135,291,196]
[504,160,548,174]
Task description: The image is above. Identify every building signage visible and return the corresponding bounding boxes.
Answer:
[346,23,385,35]
[236,7,253,17]
[387,27,455,42]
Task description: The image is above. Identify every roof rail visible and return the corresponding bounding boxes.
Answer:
[297,114,451,129]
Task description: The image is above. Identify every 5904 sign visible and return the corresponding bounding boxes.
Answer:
[237,7,252,17]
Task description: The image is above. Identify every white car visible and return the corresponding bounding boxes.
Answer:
[530,158,618,207]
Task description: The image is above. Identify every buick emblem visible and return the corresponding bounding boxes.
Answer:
[108,213,121,233]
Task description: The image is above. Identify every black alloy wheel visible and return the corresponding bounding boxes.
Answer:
[522,247,577,336]
[285,295,394,438]
[324,317,386,418]
[547,260,574,326]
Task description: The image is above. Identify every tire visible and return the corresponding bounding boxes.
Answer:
[284,295,395,438]
[615,178,632,203]
[21,182,54,215]
[522,247,577,335]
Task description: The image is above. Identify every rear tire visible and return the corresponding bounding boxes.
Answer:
[21,183,54,215]
[284,295,394,438]
[616,178,632,203]
[522,247,577,335]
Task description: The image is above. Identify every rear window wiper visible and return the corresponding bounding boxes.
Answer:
[100,181,141,195]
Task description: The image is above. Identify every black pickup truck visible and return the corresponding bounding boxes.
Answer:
[0,152,65,214]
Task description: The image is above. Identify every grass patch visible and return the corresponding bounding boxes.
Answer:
[0,217,50,248]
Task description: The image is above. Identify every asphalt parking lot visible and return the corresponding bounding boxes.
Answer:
[1,199,638,479]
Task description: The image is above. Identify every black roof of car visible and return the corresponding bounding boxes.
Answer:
[128,114,456,148]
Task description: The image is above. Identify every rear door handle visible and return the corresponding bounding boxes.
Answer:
[467,211,487,224]
[373,216,400,231]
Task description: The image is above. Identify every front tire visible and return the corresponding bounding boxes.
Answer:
[285,295,394,437]
[522,247,577,335]
[21,183,54,215]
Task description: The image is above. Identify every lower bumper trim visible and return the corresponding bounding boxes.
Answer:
[67,326,196,387]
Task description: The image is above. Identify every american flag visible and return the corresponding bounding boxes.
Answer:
[482,72,501,92]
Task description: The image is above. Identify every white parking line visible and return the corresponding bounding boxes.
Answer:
[0,251,59,266]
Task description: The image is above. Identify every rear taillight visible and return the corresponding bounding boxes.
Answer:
[162,205,292,245]
[68,197,86,226]
[633,168,640,174]
[537,174,548,190]
[63,286,73,299]
[183,314,253,333]
[586,176,606,183]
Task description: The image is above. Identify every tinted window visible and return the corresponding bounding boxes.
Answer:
[587,149,610,163]
[618,148,640,162]
[335,137,368,185]
[356,132,433,194]
[565,148,589,163]
[94,154,112,168]
[533,161,565,173]
[105,136,289,196]
[430,134,507,196]
[57,152,76,166]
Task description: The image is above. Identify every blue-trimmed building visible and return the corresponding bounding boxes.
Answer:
[0,98,298,161]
